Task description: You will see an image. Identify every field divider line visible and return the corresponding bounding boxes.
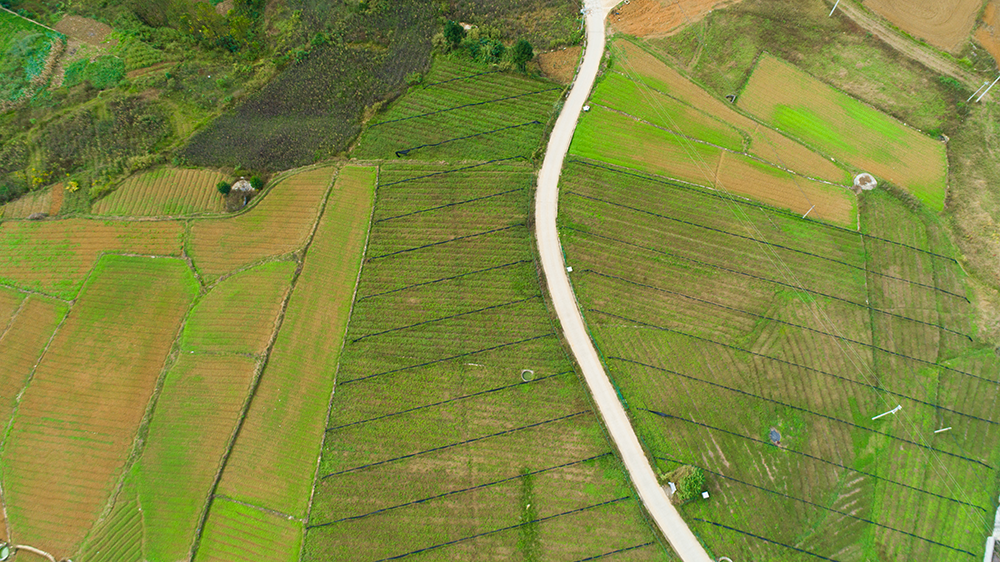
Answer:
[327,370,574,432]
[367,224,524,261]
[378,156,527,187]
[641,409,986,511]
[568,191,966,301]
[371,496,630,562]
[351,295,541,342]
[421,69,501,88]
[571,542,655,562]
[339,332,556,386]
[616,357,991,469]
[213,494,302,523]
[692,518,841,561]
[308,452,611,528]
[320,410,588,479]
[374,188,522,223]
[588,308,996,426]
[0,282,72,305]
[368,88,561,128]
[567,226,972,340]
[357,259,531,301]
[394,120,542,157]
[566,158,960,264]
[588,271,993,386]
[655,454,977,555]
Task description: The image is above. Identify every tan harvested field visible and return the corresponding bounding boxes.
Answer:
[92,167,228,216]
[0,296,67,430]
[0,286,23,330]
[863,0,982,53]
[609,0,735,37]
[0,218,184,299]
[612,41,849,184]
[738,54,948,210]
[976,2,1000,66]
[1,256,197,558]
[49,183,64,215]
[0,188,52,219]
[537,46,581,84]
[187,165,335,281]
[137,354,259,561]
[717,152,857,224]
[179,260,297,355]
[54,14,113,46]
[214,167,375,522]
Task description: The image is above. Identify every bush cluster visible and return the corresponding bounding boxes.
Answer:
[441,20,534,71]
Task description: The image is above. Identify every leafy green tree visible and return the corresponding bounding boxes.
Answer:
[674,466,705,503]
[249,175,264,190]
[216,181,231,195]
[511,39,534,71]
[443,20,466,50]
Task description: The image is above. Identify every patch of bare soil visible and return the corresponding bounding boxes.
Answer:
[537,46,582,85]
[54,15,114,47]
[976,2,1000,68]
[608,0,737,38]
[863,0,982,53]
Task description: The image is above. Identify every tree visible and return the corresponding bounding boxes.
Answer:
[249,174,264,190]
[443,20,466,50]
[216,180,231,195]
[511,39,533,71]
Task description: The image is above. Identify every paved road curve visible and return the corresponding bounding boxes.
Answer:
[533,1,715,561]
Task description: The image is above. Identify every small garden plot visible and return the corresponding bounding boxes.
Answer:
[194,499,302,562]
[0,187,52,218]
[1,255,197,558]
[203,167,376,561]
[187,165,335,281]
[179,260,296,355]
[609,40,849,184]
[0,295,67,432]
[74,476,143,562]
[305,163,666,560]
[352,56,562,161]
[0,218,184,299]
[92,167,228,217]
[738,54,948,211]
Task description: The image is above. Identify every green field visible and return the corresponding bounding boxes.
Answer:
[0,9,62,103]
[558,151,996,560]
[353,55,562,161]
[303,161,669,561]
[92,167,229,217]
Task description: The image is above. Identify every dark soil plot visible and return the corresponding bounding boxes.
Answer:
[181,2,437,170]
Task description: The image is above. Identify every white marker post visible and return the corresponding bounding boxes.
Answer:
[829,0,841,16]
[976,74,1000,102]
[968,81,989,102]
[802,205,816,219]
[934,427,952,434]
[871,405,902,421]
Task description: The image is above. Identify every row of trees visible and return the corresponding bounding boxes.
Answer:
[442,20,534,71]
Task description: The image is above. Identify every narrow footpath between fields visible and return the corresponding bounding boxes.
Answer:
[533,1,715,561]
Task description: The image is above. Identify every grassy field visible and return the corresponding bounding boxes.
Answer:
[1,255,198,558]
[0,9,63,104]
[197,166,377,560]
[0,218,184,299]
[303,161,669,561]
[353,55,562,161]
[179,260,297,355]
[92,167,229,217]
[186,165,335,282]
[738,54,949,211]
[557,152,997,561]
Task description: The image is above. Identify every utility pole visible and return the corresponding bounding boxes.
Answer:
[976,74,1000,103]
[968,81,989,102]
[871,405,902,421]
[829,0,841,17]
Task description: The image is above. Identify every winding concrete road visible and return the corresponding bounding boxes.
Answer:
[533,1,714,561]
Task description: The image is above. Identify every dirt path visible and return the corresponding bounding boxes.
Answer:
[534,1,714,561]
[834,0,991,98]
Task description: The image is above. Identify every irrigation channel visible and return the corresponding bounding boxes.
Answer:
[534,0,714,560]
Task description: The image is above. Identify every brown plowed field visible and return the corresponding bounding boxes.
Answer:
[49,184,64,215]
[1,189,52,219]
[1,256,197,557]
[92,167,228,217]
[975,2,1000,66]
[612,41,849,184]
[213,167,376,519]
[187,166,335,281]
[0,287,23,333]
[863,0,982,53]
[54,15,112,47]
[538,46,581,84]
[609,0,737,37]
[0,296,67,429]
[0,219,184,299]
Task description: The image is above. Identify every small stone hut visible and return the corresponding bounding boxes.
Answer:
[231,178,256,207]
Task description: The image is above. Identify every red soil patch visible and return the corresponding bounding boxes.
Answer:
[48,183,64,215]
[609,0,736,37]
[538,47,582,85]
[863,0,981,53]
[54,15,113,47]
[976,2,1000,68]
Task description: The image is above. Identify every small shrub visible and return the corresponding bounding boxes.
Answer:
[443,20,465,50]
[216,180,231,195]
[405,71,423,86]
[249,175,264,190]
[667,465,705,504]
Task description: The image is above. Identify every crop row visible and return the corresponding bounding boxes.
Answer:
[92,167,227,217]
